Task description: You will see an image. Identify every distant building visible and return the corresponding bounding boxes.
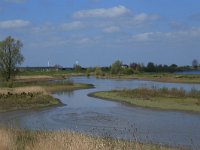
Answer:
[121,64,129,68]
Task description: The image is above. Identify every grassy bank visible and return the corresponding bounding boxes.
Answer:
[19,70,85,78]
[0,128,183,150]
[18,70,200,84]
[89,88,200,113]
[98,73,200,84]
[0,86,62,112]
[0,76,94,112]
[11,75,94,92]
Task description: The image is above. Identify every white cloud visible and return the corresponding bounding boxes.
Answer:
[132,32,154,42]
[71,5,160,32]
[103,26,120,33]
[0,19,30,29]
[132,27,200,42]
[133,13,160,24]
[31,24,56,35]
[96,12,160,32]
[73,5,130,18]
[61,21,84,30]
[78,38,91,44]
[67,35,101,45]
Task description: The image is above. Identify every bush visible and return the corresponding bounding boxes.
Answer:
[3,81,13,88]
[95,67,103,77]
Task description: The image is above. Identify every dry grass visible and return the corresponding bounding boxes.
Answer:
[0,129,182,150]
[0,129,16,150]
[14,75,64,84]
[103,73,200,84]
[16,75,56,80]
[0,78,93,112]
[0,86,47,95]
[90,88,200,113]
[0,86,62,112]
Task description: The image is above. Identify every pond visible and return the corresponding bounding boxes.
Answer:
[0,76,200,149]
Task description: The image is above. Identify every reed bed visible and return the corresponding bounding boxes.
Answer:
[116,87,200,99]
[90,87,200,113]
[16,75,55,80]
[0,86,47,95]
[0,129,182,150]
[0,129,16,150]
[0,86,61,112]
[0,77,93,112]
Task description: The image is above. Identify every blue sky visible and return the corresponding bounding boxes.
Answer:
[0,0,200,67]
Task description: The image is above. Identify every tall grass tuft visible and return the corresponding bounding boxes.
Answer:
[0,129,16,150]
[0,129,181,150]
[117,87,200,99]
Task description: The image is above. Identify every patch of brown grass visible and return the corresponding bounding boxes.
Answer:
[0,129,16,150]
[0,129,182,150]
[16,75,55,80]
[0,86,47,95]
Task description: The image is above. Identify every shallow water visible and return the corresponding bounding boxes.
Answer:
[0,76,200,149]
[176,70,200,75]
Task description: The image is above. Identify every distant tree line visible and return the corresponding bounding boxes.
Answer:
[108,60,193,75]
[73,59,198,77]
[137,62,181,73]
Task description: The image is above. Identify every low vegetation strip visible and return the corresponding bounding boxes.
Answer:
[132,74,200,84]
[89,88,200,113]
[0,86,47,95]
[0,90,62,112]
[0,128,183,150]
[0,78,94,112]
[15,75,58,81]
[104,73,200,84]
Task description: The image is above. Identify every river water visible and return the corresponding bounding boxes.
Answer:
[0,76,200,149]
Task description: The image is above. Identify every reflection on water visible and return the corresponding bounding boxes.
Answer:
[53,90,74,97]
[176,70,200,75]
[0,76,200,149]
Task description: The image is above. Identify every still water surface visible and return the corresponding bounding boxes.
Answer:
[0,77,200,149]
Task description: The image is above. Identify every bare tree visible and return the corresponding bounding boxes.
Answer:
[0,36,24,81]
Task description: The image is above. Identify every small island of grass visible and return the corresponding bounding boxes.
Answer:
[89,87,200,113]
[0,75,94,112]
[0,87,62,112]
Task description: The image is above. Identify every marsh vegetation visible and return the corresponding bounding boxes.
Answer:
[0,128,183,150]
[90,87,200,113]
[0,75,93,112]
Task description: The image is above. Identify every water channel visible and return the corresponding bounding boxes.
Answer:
[0,76,200,149]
